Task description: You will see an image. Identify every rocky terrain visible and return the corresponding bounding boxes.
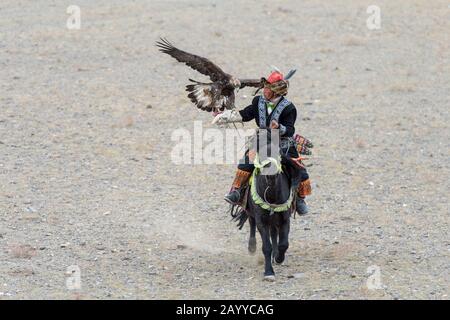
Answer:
[0,0,449,299]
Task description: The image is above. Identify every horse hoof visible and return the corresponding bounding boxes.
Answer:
[264,275,276,282]
[275,253,286,265]
[248,238,256,254]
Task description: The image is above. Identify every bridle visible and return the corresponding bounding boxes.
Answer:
[251,153,295,215]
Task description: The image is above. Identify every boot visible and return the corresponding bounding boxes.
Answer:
[296,179,312,215]
[224,169,252,205]
[296,197,309,215]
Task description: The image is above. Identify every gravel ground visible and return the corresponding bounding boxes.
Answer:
[0,0,449,299]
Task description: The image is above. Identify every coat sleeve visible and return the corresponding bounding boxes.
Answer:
[278,104,297,137]
[239,96,259,122]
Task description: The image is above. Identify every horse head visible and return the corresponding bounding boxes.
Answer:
[249,129,290,205]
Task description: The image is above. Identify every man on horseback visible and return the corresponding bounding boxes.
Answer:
[213,70,312,215]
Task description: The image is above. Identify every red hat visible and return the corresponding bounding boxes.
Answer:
[267,71,284,84]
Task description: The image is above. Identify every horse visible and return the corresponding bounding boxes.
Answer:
[233,130,299,281]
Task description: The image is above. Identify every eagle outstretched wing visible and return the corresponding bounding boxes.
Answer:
[157,38,292,113]
[156,38,229,82]
[239,78,266,89]
[238,70,296,90]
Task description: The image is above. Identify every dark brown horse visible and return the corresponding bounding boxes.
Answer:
[233,130,297,281]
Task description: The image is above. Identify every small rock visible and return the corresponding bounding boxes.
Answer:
[288,273,306,279]
[0,292,12,296]
[146,104,153,109]
[60,243,70,248]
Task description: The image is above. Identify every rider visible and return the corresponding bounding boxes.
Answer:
[213,70,312,215]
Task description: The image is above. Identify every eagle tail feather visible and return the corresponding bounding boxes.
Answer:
[185,83,215,112]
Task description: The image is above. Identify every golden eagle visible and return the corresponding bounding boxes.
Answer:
[156,38,264,113]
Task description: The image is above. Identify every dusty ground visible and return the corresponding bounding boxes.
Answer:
[0,0,449,299]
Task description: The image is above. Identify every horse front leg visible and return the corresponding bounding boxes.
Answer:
[270,225,279,263]
[275,212,290,264]
[248,216,257,254]
[257,221,275,280]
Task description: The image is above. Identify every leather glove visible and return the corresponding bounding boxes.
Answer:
[211,109,243,125]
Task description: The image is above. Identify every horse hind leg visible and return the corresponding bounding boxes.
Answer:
[248,216,257,254]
